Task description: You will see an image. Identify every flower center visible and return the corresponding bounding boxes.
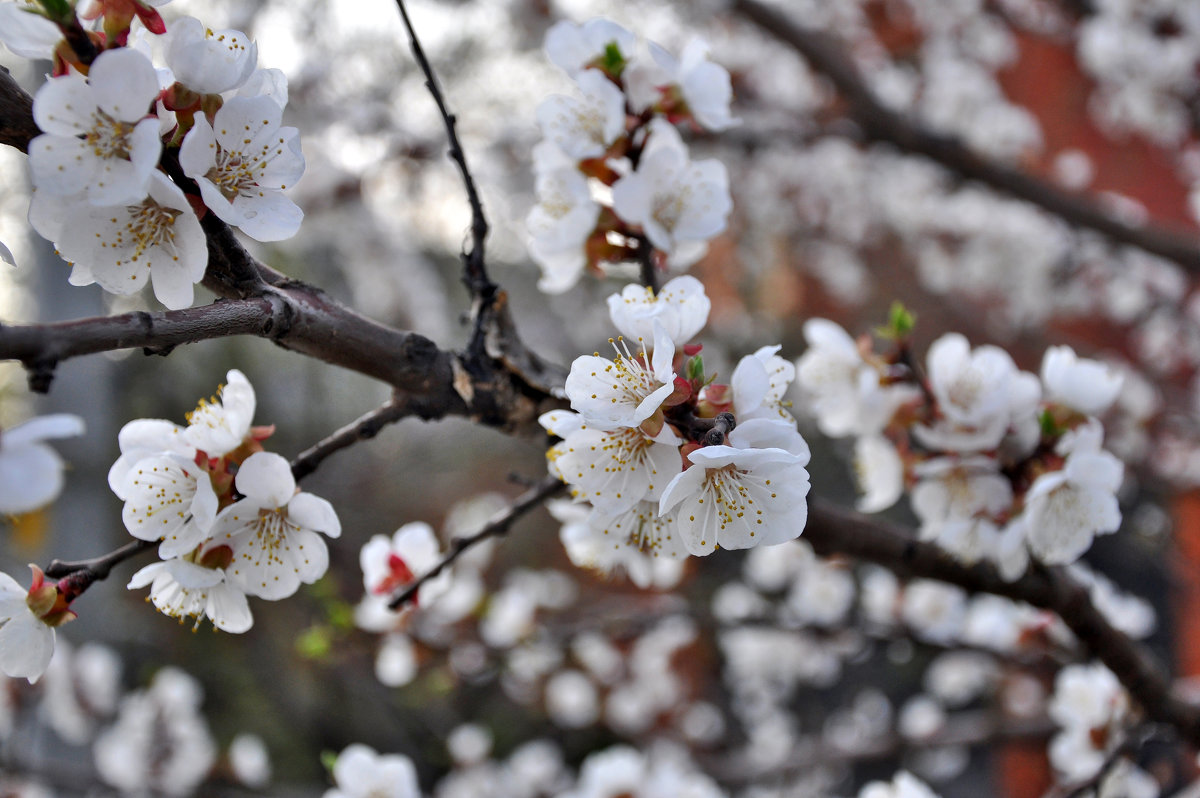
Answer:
[123,198,181,260]
[86,108,136,160]
[651,186,690,233]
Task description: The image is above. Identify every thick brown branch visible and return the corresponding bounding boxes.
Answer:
[0,67,37,154]
[388,474,566,609]
[0,297,285,389]
[733,0,1200,272]
[805,500,1200,747]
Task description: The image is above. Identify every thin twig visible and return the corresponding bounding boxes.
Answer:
[392,0,495,345]
[388,474,566,609]
[732,0,1200,273]
[43,539,156,581]
[290,397,413,481]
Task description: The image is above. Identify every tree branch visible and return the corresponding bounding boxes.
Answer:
[732,0,1200,273]
[0,57,567,433]
[290,398,413,481]
[387,474,566,609]
[43,538,155,581]
[804,500,1200,748]
[0,297,286,391]
[0,67,36,154]
[392,0,493,341]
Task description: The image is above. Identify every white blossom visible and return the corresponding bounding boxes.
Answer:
[165,16,257,95]
[564,322,677,430]
[1048,663,1129,781]
[214,452,341,600]
[606,275,710,348]
[1023,421,1123,564]
[30,48,162,206]
[526,164,600,294]
[561,743,725,798]
[94,668,216,797]
[853,435,904,513]
[48,171,207,309]
[611,120,730,256]
[795,318,916,437]
[107,418,191,499]
[0,568,57,683]
[859,771,941,798]
[183,368,256,456]
[229,733,272,789]
[0,414,84,515]
[179,95,305,242]
[323,744,421,798]
[1041,345,1123,416]
[536,69,626,162]
[549,423,681,515]
[544,18,636,77]
[0,2,61,60]
[915,332,1038,452]
[729,345,806,453]
[119,452,217,557]
[552,499,687,589]
[650,39,740,131]
[658,419,811,555]
[126,549,252,633]
[360,521,450,606]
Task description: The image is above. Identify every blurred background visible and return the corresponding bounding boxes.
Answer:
[1,0,1199,795]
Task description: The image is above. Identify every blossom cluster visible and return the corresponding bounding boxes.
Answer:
[526,19,735,292]
[796,313,1126,574]
[542,276,810,570]
[114,369,340,636]
[0,642,269,795]
[4,1,303,309]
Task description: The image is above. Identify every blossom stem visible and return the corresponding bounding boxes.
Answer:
[635,233,660,292]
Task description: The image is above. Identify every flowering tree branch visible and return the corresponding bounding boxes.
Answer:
[387,474,566,609]
[732,0,1200,273]
[0,70,567,432]
[805,501,1200,748]
[720,709,1055,784]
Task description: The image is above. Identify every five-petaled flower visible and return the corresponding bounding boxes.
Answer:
[30,48,163,206]
[214,452,341,600]
[180,95,305,242]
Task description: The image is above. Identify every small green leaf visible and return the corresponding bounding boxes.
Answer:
[599,41,627,77]
[889,301,915,336]
[320,750,339,775]
[686,355,704,382]
[1039,409,1059,438]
